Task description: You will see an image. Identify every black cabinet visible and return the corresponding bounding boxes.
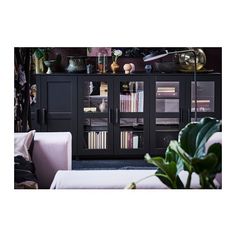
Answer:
[32,73,221,159]
[32,75,78,155]
[77,75,150,158]
[149,73,222,154]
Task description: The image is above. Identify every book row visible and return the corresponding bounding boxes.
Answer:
[120,131,143,149]
[87,131,107,149]
[120,91,144,112]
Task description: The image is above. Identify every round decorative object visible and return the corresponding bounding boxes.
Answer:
[178,48,206,71]
[129,63,135,73]
[123,63,132,74]
[145,64,152,73]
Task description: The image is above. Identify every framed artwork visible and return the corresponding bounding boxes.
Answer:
[87,47,112,57]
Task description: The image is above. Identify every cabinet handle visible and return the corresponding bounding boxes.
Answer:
[36,109,41,124]
[108,108,112,124]
[115,108,119,124]
[41,108,47,125]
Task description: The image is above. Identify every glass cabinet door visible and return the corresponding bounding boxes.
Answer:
[191,81,214,113]
[120,118,144,149]
[152,81,181,154]
[156,81,179,115]
[119,81,144,113]
[84,118,108,149]
[80,79,113,154]
[117,79,147,154]
[83,81,108,113]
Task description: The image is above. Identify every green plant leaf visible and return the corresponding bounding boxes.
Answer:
[144,117,222,189]
[178,122,201,156]
[165,145,184,174]
[178,117,221,158]
[33,48,44,59]
[145,154,183,189]
[195,121,222,157]
[168,140,192,172]
[192,153,218,175]
[207,143,222,174]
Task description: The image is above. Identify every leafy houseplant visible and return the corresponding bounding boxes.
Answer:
[126,117,222,189]
[33,48,51,74]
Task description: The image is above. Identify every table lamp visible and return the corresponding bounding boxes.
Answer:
[143,49,198,121]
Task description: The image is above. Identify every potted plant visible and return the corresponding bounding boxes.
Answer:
[33,48,51,74]
[111,49,122,73]
[126,117,222,189]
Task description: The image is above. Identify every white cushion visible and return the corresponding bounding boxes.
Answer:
[50,169,211,189]
[14,130,35,161]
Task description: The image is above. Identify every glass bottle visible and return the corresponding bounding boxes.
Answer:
[102,54,108,73]
[97,53,103,73]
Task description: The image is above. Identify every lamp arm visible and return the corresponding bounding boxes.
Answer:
[168,50,197,121]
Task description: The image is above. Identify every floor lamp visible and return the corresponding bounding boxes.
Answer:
[143,49,198,121]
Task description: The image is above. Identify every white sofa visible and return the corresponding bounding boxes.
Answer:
[50,132,222,189]
[32,132,72,189]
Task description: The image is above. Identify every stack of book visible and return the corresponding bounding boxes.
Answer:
[120,91,144,112]
[87,131,107,149]
[120,131,143,149]
[192,99,211,112]
[157,87,177,97]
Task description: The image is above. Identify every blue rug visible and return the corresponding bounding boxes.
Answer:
[72,159,155,170]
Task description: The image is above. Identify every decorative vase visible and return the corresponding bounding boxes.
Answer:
[34,56,44,74]
[44,60,56,74]
[111,61,119,74]
[99,98,107,112]
[66,56,79,73]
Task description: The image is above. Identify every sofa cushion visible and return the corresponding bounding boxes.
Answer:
[14,155,38,189]
[14,130,35,161]
[14,130,38,189]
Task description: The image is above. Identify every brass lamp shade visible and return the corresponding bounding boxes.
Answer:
[178,48,206,71]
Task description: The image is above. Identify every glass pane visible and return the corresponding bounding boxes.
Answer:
[156,82,179,98]
[83,118,108,149]
[191,118,202,122]
[191,81,214,112]
[155,117,179,149]
[156,82,179,113]
[155,130,178,148]
[156,118,179,125]
[156,99,179,112]
[120,131,144,149]
[120,81,144,112]
[83,81,108,113]
[120,118,144,149]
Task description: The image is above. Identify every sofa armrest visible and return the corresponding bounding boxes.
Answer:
[33,132,72,189]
